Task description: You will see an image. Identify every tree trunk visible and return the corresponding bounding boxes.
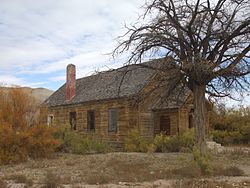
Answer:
[193,84,207,157]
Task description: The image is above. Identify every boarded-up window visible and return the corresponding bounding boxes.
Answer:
[160,115,170,135]
[87,110,95,131]
[69,111,77,130]
[108,109,117,132]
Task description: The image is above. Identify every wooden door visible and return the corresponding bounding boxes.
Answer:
[160,115,170,135]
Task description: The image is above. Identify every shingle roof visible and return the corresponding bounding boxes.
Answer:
[44,59,190,107]
[152,86,191,110]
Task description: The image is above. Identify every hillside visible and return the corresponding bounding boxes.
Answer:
[0,86,53,104]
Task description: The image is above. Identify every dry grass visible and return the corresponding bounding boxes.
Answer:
[171,164,202,178]
[3,174,33,187]
[42,171,62,188]
[214,166,245,177]
[0,179,7,188]
[0,151,249,187]
[173,179,250,188]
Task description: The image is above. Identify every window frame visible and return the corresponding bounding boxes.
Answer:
[108,108,118,132]
[87,110,95,131]
[47,114,54,126]
[69,111,77,130]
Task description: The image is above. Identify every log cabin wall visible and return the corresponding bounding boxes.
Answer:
[137,73,163,139]
[137,70,194,138]
[47,98,138,147]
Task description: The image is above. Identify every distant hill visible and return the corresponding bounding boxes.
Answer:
[0,86,54,104]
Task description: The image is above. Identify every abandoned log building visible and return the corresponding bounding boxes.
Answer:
[44,59,202,146]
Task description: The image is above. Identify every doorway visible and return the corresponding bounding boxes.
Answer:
[160,115,170,135]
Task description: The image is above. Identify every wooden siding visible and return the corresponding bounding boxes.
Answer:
[47,99,138,147]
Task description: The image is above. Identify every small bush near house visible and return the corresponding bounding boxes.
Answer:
[153,134,181,152]
[154,128,194,153]
[179,128,195,150]
[124,128,153,152]
[55,127,113,154]
[124,128,194,153]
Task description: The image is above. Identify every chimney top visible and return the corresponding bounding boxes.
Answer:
[66,64,76,101]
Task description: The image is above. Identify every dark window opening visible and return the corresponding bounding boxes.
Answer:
[189,109,194,129]
[108,109,117,132]
[69,111,77,130]
[87,110,95,131]
[160,115,170,135]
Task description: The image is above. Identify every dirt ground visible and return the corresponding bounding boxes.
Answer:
[0,149,250,188]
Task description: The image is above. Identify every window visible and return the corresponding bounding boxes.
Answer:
[69,111,77,130]
[87,110,95,131]
[108,109,118,132]
[189,109,194,129]
[47,115,54,126]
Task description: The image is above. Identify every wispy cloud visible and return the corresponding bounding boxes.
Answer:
[0,0,143,88]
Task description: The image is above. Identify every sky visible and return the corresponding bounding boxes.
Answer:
[0,0,144,90]
[0,0,249,106]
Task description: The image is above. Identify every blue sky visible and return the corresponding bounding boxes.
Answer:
[0,0,249,106]
[0,0,143,90]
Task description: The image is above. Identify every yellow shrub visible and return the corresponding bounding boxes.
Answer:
[0,124,28,164]
[0,124,61,165]
[124,128,152,152]
[25,125,61,158]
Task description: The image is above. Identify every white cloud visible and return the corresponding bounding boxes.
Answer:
[0,75,24,86]
[0,0,145,90]
[0,0,143,73]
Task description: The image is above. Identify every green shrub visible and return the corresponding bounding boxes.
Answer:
[193,147,213,175]
[211,105,250,145]
[154,134,181,152]
[124,128,195,153]
[212,130,227,145]
[153,129,194,153]
[212,130,245,145]
[124,128,152,152]
[179,128,195,150]
[240,125,250,144]
[56,127,113,154]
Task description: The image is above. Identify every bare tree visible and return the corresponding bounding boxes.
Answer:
[113,0,250,156]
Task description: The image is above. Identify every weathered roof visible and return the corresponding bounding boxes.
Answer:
[44,59,191,107]
[152,86,191,110]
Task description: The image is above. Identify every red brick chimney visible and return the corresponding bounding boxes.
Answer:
[66,64,76,101]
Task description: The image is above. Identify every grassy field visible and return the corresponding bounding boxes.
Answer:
[0,150,250,188]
